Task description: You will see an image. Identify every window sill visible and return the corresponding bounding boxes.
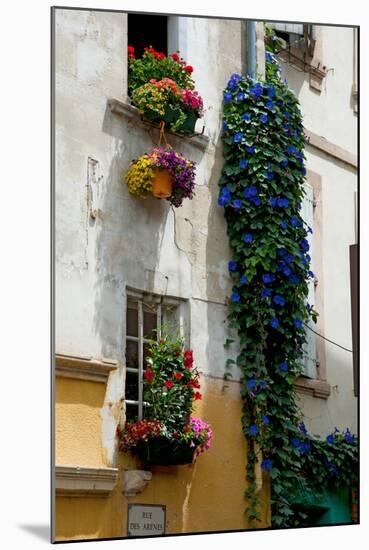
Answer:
[107,98,210,151]
[294,376,331,399]
[55,353,118,383]
[55,465,119,497]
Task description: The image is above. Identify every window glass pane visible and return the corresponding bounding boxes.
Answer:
[125,403,139,423]
[127,307,138,337]
[125,371,139,401]
[126,340,138,369]
[143,306,157,339]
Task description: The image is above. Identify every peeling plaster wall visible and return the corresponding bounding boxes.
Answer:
[55,9,245,469]
[278,26,358,436]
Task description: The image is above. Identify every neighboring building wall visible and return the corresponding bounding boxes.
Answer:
[54,8,270,541]
[277,25,358,436]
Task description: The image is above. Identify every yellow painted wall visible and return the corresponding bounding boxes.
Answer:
[55,375,270,541]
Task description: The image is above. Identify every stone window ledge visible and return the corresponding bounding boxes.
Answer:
[294,377,331,399]
[123,470,152,496]
[107,97,210,151]
[55,353,118,383]
[55,465,119,497]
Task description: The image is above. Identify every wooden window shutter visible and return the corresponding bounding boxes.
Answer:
[350,244,358,396]
[301,182,317,378]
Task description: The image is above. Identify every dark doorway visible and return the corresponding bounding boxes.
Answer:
[128,14,168,59]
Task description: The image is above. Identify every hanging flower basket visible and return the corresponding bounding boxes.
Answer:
[125,146,196,207]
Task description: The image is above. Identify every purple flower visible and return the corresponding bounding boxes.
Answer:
[249,424,259,436]
[243,233,253,243]
[273,295,285,306]
[261,459,272,471]
[270,318,279,329]
[228,260,238,272]
[279,361,289,372]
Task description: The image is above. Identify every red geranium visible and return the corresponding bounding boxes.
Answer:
[184,65,193,73]
[144,368,155,382]
[187,379,200,389]
[127,45,135,59]
[171,52,180,62]
[194,392,202,400]
[165,380,174,390]
[184,349,194,368]
[174,372,183,380]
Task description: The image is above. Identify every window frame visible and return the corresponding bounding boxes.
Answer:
[124,288,188,421]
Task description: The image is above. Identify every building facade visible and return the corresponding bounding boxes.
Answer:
[53,8,357,541]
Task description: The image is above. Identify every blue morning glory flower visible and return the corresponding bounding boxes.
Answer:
[244,186,258,199]
[299,441,311,455]
[291,216,300,227]
[242,113,251,122]
[250,83,263,99]
[266,52,273,64]
[287,145,297,155]
[294,319,303,329]
[243,233,253,243]
[262,273,275,284]
[233,132,244,143]
[270,318,279,329]
[292,437,300,447]
[252,197,261,206]
[269,197,277,207]
[237,92,246,101]
[223,91,233,102]
[266,171,274,180]
[344,428,355,444]
[280,221,288,230]
[261,459,272,471]
[285,254,294,264]
[230,292,241,303]
[223,120,228,132]
[260,113,268,124]
[279,361,289,372]
[230,73,242,82]
[247,379,257,390]
[245,145,255,154]
[280,159,288,168]
[301,167,307,178]
[266,86,275,99]
[326,434,335,444]
[261,288,272,299]
[249,424,259,436]
[218,187,231,206]
[283,266,291,277]
[239,159,249,169]
[240,275,248,285]
[277,248,287,257]
[266,100,275,110]
[273,295,285,306]
[261,415,270,425]
[233,199,242,209]
[299,421,308,435]
[308,270,315,279]
[289,274,300,284]
[228,260,238,272]
[300,238,310,252]
[277,198,289,208]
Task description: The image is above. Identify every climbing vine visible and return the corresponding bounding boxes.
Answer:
[219,29,358,527]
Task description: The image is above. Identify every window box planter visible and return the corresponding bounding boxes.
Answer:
[133,436,199,466]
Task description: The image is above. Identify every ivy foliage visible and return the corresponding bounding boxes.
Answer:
[219,32,358,528]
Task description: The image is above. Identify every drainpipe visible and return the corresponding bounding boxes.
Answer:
[247,20,256,78]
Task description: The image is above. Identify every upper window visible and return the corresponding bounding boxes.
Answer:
[124,289,188,422]
[127,13,168,59]
[269,22,316,56]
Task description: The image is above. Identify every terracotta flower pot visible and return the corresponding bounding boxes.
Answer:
[152,169,173,199]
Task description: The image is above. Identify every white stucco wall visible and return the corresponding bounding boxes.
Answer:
[278,25,358,436]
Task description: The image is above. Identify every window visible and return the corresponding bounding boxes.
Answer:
[127,13,168,59]
[269,22,315,55]
[124,289,188,422]
[301,182,317,378]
